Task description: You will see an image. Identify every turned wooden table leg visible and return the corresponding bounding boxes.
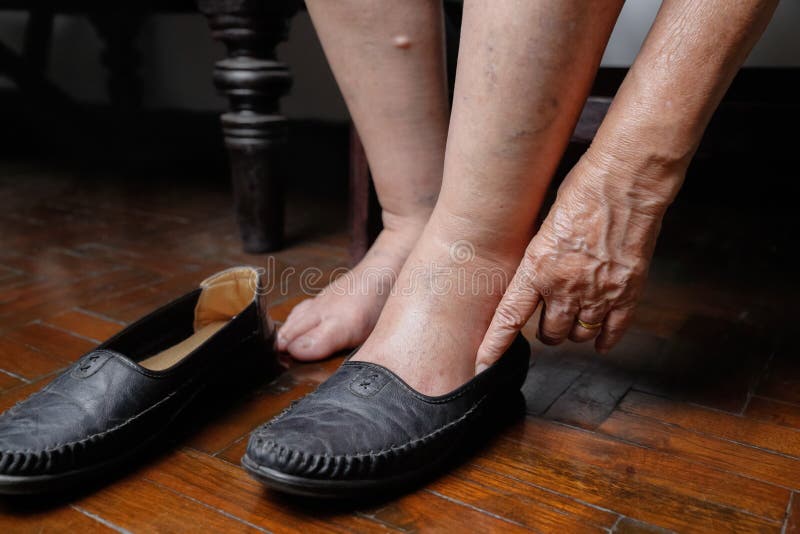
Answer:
[198,0,297,253]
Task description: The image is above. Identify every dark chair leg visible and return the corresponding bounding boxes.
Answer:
[198,0,298,253]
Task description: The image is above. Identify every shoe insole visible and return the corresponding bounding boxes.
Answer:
[139,321,227,371]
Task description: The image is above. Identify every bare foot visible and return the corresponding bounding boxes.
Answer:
[351,215,521,396]
[276,224,423,360]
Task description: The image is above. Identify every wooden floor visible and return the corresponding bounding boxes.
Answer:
[0,155,797,533]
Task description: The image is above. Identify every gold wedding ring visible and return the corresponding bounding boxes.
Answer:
[577,319,603,330]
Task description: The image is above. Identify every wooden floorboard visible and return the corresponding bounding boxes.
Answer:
[506,418,789,523]
[0,503,117,533]
[618,391,800,458]
[745,397,800,430]
[43,309,126,343]
[426,466,618,532]
[474,437,783,532]
[598,410,800,490]
[0,158,796,532]
[786,492,799,533]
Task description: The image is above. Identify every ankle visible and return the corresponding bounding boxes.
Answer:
[425,210,528,272]
[381,208,432,240]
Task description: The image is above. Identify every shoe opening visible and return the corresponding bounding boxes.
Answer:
[139,267,261,371]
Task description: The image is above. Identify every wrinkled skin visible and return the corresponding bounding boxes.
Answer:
[476,0,777,374]
[478,152,672,365]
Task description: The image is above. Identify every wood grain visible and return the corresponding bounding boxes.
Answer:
[599,409,800,489]
[363,489,530,533]
[4,322,96,361]
[75,472,263,532]
[0,370,22,392]
[745,396,800,430]
[475,434,782,532]
[506,418,790,521]
[141,448,391,533]
[0,504,116,534]
[0,337,66,379]
[786,492,799,534]
[44,309,125,342]
[620,391,800,458]
[428,464,618,532]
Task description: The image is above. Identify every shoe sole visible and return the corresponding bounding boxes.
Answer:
[241,446,452,499]
[0,431,162,495]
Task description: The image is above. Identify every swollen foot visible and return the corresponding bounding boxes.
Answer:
[276,227,421,360]
[352,225,520,396]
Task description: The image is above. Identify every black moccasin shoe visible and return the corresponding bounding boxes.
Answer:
[242,334,531,498]
[0,266,273,495]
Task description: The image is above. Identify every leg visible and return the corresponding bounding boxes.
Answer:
[347,126,381,266]
[198,0,296,253]
[277,0,450,359]
[354,0,624,395]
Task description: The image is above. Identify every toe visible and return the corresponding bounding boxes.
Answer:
[284,298,314,323]
[286,319,355,361]
[277,302,321,351]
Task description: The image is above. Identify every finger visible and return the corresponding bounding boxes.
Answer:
[595,308,634,354]
[538,299,578,346]
[476,266,541,373]
[568,306,607,343]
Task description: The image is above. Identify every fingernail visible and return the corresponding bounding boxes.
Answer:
[538,334,557,345]
[475,362,490,374]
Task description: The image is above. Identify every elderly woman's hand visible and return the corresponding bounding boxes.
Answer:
[473,0,777,372]
[476,150,677,369]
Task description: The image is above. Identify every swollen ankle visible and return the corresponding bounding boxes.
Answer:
[381,209,431,238]
[427,211,532,269]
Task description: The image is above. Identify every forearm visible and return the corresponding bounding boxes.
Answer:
[585,0,778,212]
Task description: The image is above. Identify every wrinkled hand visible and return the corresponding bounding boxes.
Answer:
[476,154,672,370]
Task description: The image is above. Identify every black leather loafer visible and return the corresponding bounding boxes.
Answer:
[242,334,530,498]
[0,266,273,495]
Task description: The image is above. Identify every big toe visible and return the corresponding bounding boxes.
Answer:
[284,298,314,323]
[286,319,356,361]
[277,303,321,351]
